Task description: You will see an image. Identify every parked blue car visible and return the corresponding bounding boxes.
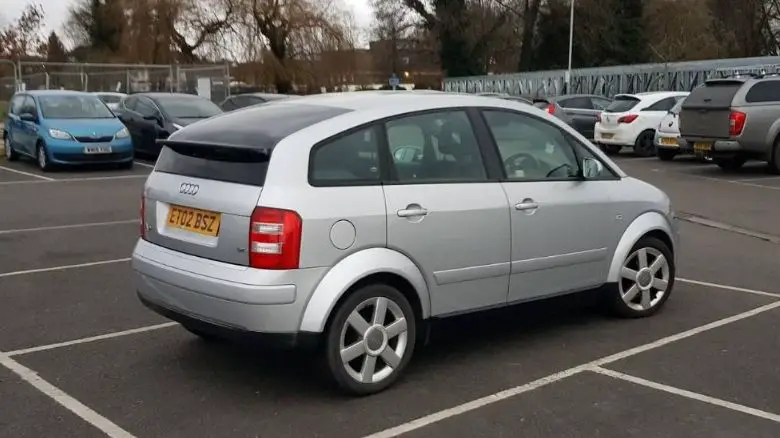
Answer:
[3,90,134,171]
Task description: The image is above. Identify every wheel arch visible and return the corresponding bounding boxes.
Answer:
[298,247,431,333]
[607,211,676,283]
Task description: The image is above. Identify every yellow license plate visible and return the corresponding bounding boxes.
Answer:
[660,137,679,146]
[694,142,712,152]
[166,205,221,237]
[601,133,614,139]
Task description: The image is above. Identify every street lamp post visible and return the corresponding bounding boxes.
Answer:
[566,0,575,92]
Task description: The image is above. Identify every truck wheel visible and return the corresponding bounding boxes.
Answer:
[769,139,780,174]
[714,155,746,171]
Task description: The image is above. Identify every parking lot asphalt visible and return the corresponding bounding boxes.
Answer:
[1,153,779,438]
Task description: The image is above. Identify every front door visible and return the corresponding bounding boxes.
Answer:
[18,96,39,155]
[480,108,619,303]
[381,109,512,316]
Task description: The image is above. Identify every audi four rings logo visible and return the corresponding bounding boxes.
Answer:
[179,183,199,195]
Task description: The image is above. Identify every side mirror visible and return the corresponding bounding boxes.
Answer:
[20,113,37,123]
[581,158,604,179]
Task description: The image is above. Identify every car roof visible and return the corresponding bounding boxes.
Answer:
[21,90,92,97]
[93,91,127,96]
[234,92,295,100]
[270,91,532,113]
[132,92,205,99]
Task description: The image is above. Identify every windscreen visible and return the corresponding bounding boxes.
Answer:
[604,96,640,113]
[156,95,223,119]
[156,143,270,186]
[39,95,115,119]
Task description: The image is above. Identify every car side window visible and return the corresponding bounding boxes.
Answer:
[123,96,137,111]
[136,98,157,118]
[9,96,23,115]
[20,96,37,117]
[591,97,612,110]
[309,125,380,185]
[643,97,677,112]
[745,80,780,103]
[384,110,487,183]
[560,97,593,109]
[482,109,580,181]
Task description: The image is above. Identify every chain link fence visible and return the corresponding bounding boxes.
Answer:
[0,62,230,103]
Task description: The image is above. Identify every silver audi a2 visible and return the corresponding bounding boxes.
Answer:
[132,91,678,395]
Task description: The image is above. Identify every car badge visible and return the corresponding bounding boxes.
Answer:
[92,131,98,138]
[668,121,673,127]
[179,183,199,195]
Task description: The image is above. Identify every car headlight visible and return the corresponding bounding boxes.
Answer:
[172,123,184,131]
[115,127,129,139]
[48,129,74,140]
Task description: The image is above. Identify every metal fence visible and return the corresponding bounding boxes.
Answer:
[0,61,231,103]
[442,56,780,97]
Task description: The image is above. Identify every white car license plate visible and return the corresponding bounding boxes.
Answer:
[84,145,112,154]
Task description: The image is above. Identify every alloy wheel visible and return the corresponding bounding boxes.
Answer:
[619,247,670,311]
[339,296,409,385]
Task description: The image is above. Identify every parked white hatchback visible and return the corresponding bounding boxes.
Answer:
[132,91,679,395]
[595,91,689,157]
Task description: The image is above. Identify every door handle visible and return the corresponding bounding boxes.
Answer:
[397,207,428,218]
[515,200,539,211]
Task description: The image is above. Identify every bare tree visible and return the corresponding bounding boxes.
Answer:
[372,0,416,76]
[0,2,45,59]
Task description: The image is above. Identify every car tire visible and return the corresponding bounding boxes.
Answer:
[37,142,54,172]
[633,130,656,157]
[769,138,780,174]
[607,236,675,319]
[3,134,18,161]
[656,148,677,161]
[602,145,622,155]
[714,155,746,171]
[324,283,417,396]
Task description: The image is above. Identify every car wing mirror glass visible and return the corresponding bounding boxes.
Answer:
[582,157,604,179]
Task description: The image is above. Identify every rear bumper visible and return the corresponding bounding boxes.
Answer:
[678,138,743,154]
[48,138,134,164]
[594,124,636,146]
[132,238,327,339]
[654,131,680,149]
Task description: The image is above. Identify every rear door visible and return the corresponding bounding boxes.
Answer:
[679,80,743,139]
[381,108,512,316]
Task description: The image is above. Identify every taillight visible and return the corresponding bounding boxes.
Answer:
[729,110,746,136]
[249,207,302,270]
[596,113,602,123]
[618,114,638,124]
[140,195,146,239]
[546,104,556,114]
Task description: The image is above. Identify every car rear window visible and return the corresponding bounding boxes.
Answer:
[156,103,352,186]
[604,96,640,112]
[683,80,742,108]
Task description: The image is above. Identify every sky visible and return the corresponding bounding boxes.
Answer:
[0,0,375,41]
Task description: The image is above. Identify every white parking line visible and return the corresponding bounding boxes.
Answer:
[0,165,54,181]
[678,278,780,299]
[0,353,137,438]
[363,298,780,438]
[0,174,148,186]
[0,258,130,279]
[134,161,155,168]
[0,219,139,235]
[6,323,179,357]
[591,367,780,423]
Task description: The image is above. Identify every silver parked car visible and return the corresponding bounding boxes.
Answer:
[132,92,678,395]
